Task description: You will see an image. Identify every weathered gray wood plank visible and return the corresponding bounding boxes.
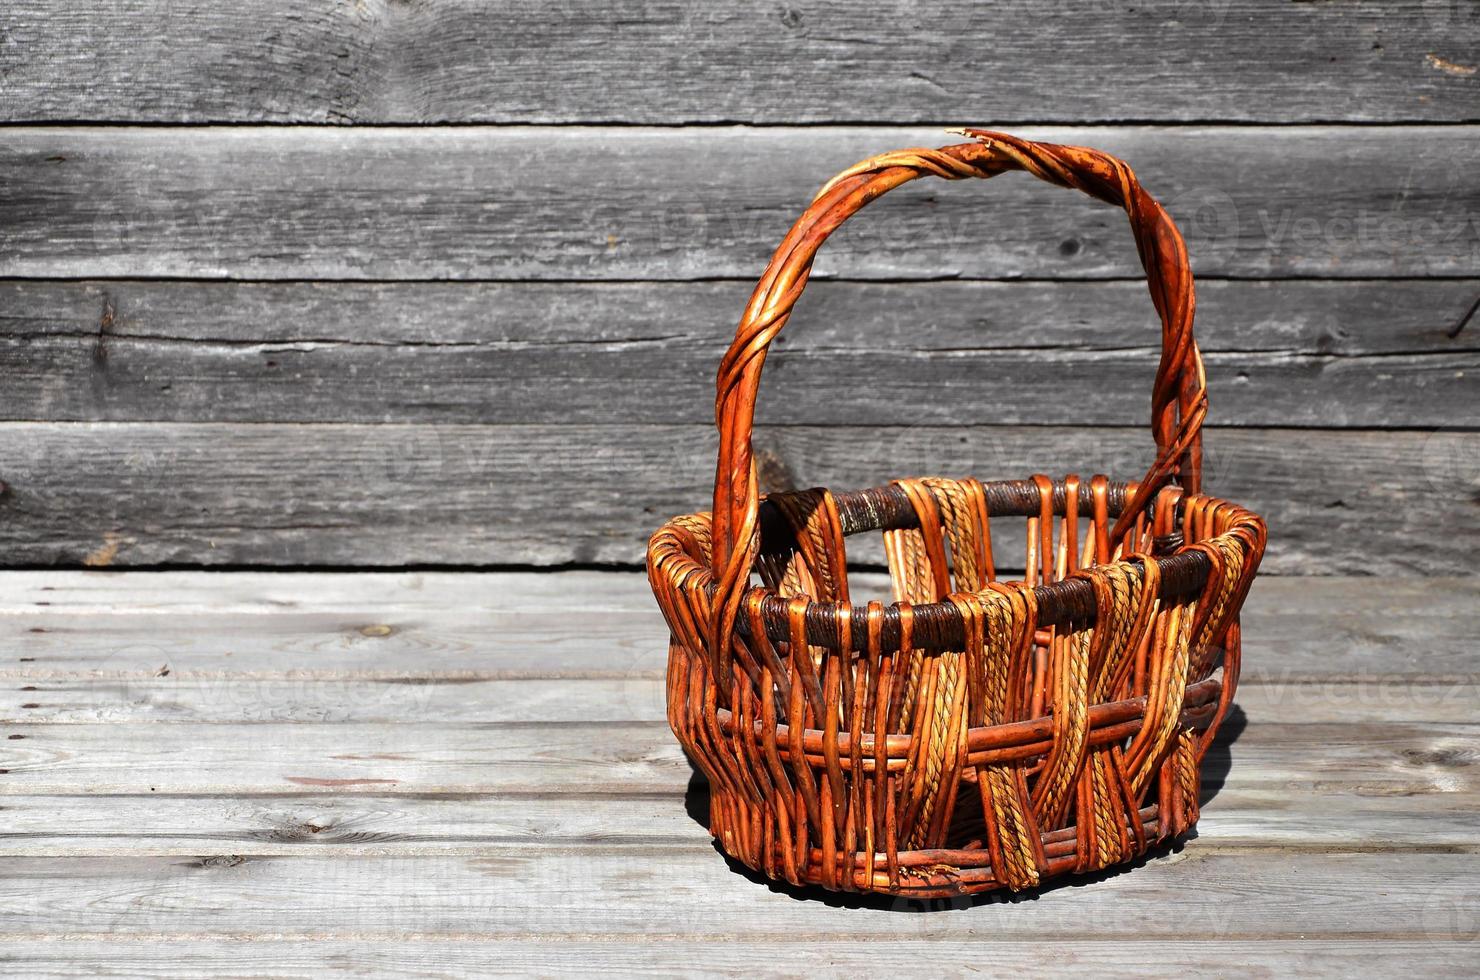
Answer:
[8,277,1472,353]
[0,607,666,680]
[1,677,669,725]
[0,720,700,795]
[2,786,1474,856]
[3,127,1476,280]
[0,793,709,857]
[2,939,1476,978]
[5,279,1475,427]
[0,851,1473,938]
[5,574,1472,682]
[5,1,1477,124]
[0,570,1468,967]
[0,719,1471,797]
[0,423,1471,573]
[7,676,1474,726]
[0,569,654,613]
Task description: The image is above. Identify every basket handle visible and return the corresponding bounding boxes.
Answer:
[707,131,1209,658]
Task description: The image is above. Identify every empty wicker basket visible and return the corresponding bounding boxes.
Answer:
[647,130,1266,897]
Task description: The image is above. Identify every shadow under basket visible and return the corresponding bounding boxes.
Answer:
[647,131,1267,897]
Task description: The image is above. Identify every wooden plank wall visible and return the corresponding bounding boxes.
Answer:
[1,1,1476,572]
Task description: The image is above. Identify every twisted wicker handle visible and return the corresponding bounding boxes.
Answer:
[709,130,1208,658]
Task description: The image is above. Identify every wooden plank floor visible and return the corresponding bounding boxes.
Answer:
[0,572,1476,977]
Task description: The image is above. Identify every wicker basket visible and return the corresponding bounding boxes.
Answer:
[647,130,1266,898]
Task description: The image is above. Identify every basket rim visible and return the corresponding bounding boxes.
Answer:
[649,476,1265,652]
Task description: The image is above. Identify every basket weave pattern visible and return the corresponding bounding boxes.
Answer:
[648,131,1267,897]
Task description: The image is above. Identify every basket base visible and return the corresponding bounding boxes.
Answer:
[705,789,1179,898]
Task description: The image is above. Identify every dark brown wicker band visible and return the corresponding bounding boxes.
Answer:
[742,478,1208,651]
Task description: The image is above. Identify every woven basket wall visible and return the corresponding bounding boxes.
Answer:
[648,130,1267,898]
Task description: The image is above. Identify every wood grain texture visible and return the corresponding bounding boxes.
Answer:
[3,0,1475,965]
[0,423,1471,572]
[0,568,658,613]
[0,851,1473,938]
[0,718,1471,797]
[2,939,1477,979]
[5,1,1478,124]
[2,788,1475,856]
[0,569,1471,971]
[3,126,1476,281]
[8,677,1474,726]
[4,278,1476,427]
[5,574,1473,682]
